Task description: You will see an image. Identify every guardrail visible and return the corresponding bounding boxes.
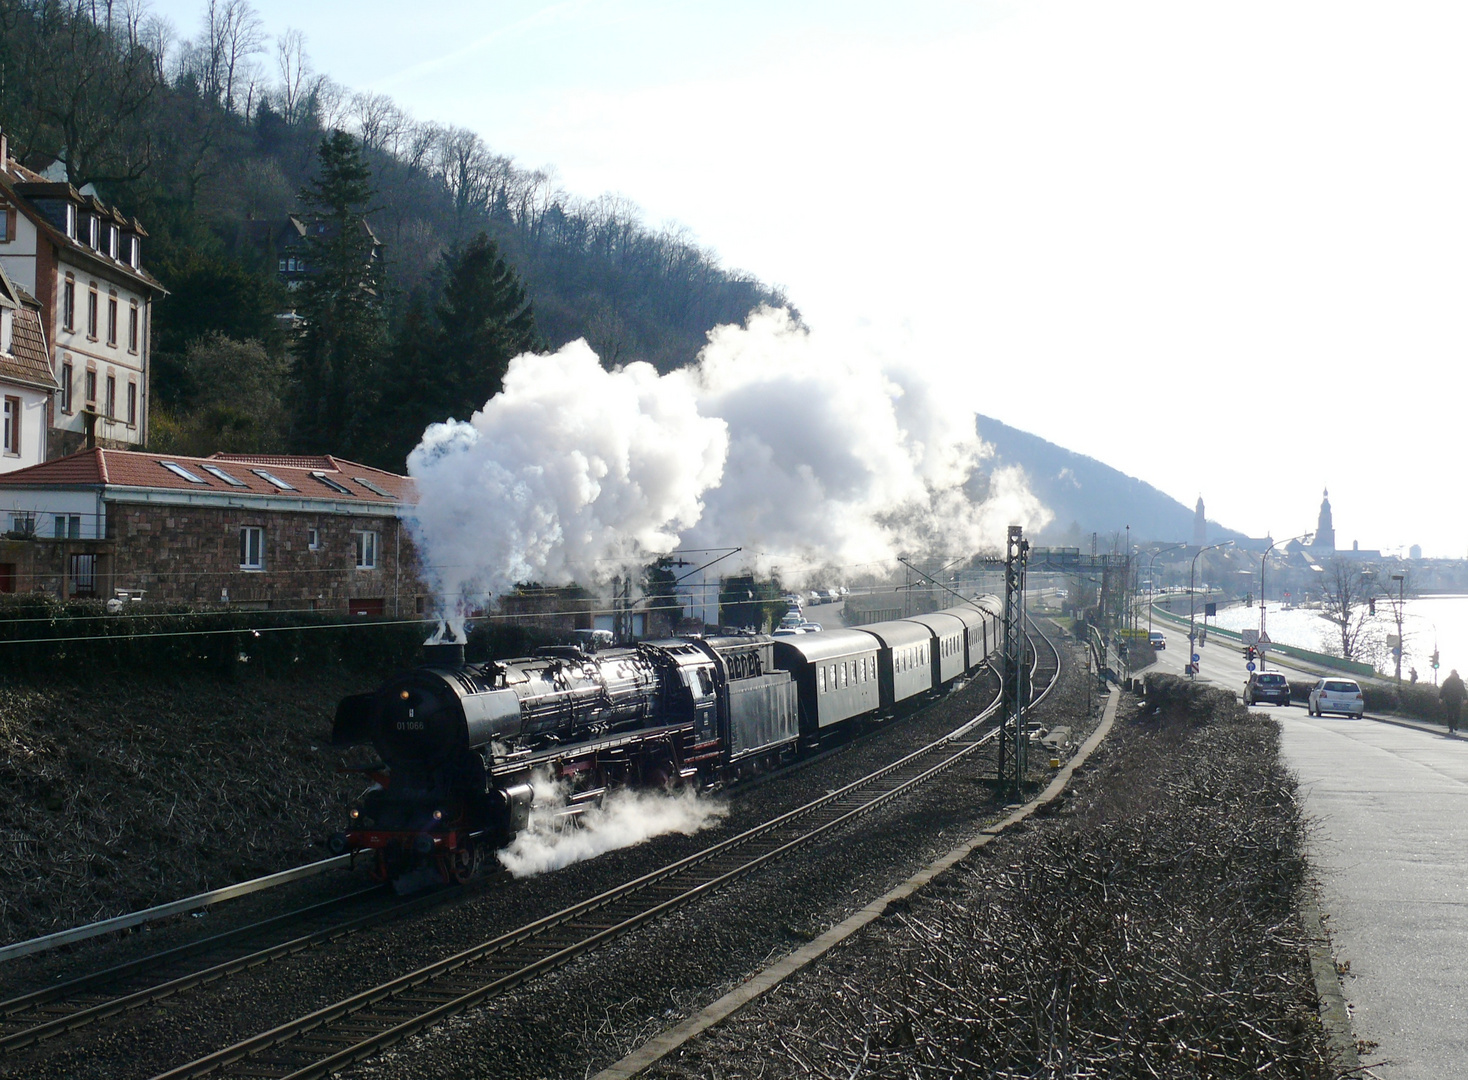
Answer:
[0,854,352,963]
[1148,605,1377,677]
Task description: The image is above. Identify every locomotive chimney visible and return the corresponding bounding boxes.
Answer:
[423,641,466,667]
[421,619,466,666]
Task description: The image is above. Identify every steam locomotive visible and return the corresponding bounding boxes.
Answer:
[328,598,1004,884]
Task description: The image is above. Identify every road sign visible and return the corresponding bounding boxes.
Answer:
[1258,630,1271,644]
[1242,629,1260,646]
[1246,661,1256,672]
[1192,653,1201,664]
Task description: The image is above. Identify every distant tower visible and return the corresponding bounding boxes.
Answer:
[1192,496,1207,547]
[1313,487,1336,550]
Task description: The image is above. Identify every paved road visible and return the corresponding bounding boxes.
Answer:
[1144,618,1467,1078]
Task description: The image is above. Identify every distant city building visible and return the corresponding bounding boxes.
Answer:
[1410,545,1422,560]
[1192,496,1206,546]
[1312,487,1336,551]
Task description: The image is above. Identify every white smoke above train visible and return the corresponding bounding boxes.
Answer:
[407,306,1049,636]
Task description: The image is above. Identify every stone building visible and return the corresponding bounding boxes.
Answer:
[0,130,166,455]
[0,449,423,613]
[1313,487,1336,551]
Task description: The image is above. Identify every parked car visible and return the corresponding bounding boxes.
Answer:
[1244,670,1291,706]
[1148,631,1166,650]
[1308,678,1364,718]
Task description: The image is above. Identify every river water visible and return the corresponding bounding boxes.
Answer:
[1208,594,1468,683]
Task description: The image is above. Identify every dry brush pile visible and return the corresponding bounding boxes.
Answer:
[0,672,369,945]
[653,676,1334,1078]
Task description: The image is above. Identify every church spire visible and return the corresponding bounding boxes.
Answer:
[1313,486,1336,550]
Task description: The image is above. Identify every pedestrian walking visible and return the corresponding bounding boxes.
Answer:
[1440,669,1466,735]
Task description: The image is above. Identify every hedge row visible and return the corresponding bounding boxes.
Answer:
[1286,677,1452,723]
[0,597,575,680]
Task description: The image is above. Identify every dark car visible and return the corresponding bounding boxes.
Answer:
[1244,670,1291,706]
[1148,631,1166,650]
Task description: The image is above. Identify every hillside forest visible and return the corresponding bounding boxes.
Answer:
[0,0,789,470]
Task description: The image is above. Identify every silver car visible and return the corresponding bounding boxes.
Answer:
[1308,678,1364,718]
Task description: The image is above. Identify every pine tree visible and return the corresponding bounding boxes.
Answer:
[370,232,539,469]
[289,130,387,457]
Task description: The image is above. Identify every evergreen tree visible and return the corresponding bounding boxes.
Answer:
[289,130,387,457]
[370,233,539,469]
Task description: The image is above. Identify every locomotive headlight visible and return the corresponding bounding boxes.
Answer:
[399,690,410,700]
[431,809,443,822]
[349,808,361,820]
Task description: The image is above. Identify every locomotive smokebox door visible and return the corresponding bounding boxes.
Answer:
[332,693,378,746]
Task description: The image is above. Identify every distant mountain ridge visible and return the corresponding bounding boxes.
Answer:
[975,414,1243,545]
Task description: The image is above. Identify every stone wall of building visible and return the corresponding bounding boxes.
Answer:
[103,502,425,613]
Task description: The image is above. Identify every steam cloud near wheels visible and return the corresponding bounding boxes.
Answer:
[407,307,1049,638]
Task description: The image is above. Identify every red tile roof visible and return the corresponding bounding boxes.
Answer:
[0,448,415,504]
[0,304,57,390]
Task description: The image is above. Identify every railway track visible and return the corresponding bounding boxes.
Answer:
[146,629,1061,1080]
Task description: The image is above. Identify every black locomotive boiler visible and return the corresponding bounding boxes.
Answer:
[328,599,1002,884]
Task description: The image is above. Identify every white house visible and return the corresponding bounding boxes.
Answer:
[0,263,56,474]
[0,128,165,455]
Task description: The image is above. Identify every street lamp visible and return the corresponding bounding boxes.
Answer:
[1260,532,1313,650]
[1390,570,1406,688]
[1188,541,1235,677]
[1146,543,1185,642]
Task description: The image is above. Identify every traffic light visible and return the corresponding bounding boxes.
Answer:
[1432,650,1441,670]
[1368,598,1376,615]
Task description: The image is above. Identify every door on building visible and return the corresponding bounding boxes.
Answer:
[349,598,385,616]
[69,554,97,597]
[0,563,15,593]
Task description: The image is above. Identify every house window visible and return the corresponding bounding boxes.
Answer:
[53,514,80,539]
[87,215,98,249]
[69,553,97,597]
[65,203,76,239]
[307,527,320,550]
[84,369,96,405]
[108,226,118,259]
[128,302,138,352]
[9,512,36,536]
[62,276,75,330]
[0,206,8,242]
[278,257,287,272]
[61,361,73,413]
[240,526,264,570]
[105,375,116,419]
[127,382,136,426]
[129,236,140,269]
[87,285,98,339]
[107,295,117,345]
[2,395,18,454]
[355,530,378,570]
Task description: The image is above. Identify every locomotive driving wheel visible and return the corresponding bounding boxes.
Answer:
[448,841,481,885]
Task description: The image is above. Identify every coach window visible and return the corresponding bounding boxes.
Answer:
[818,666,826,694]
[354,530,378,570]
[240,526,264,570]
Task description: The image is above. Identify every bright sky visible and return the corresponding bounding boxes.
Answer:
[151,0,1468,556]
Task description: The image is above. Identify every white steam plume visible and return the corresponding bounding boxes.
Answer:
[497,774,729,878]
[406,307,1050,622]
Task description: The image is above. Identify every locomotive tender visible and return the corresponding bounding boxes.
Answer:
[328,598,1003,883]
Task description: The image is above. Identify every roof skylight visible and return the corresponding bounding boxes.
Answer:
[159,461,209,484]
[353,477,396,499]
[310,471,354,495]
[251,468,296,491]
[199,463,248,487]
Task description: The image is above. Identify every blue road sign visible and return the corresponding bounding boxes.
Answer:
[1246,661,1256,672]
[1192,653,1201,664]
